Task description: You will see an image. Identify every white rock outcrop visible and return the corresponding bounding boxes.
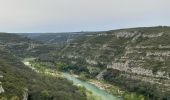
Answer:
[158,45,170,49]
[86,59,97,65]
[107,61,170,79]
[0,75,4,94]
[115,32,136,38]
[142,32,163,38]
[146,51,170,56]
[23,88,28,100]
[131,33,142,43]
[0,82,4,93]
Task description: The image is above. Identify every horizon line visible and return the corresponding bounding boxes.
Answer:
[0,25,169,34]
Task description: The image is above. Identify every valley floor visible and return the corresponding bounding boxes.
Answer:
[23,58,146,100]
[23,58,123,100]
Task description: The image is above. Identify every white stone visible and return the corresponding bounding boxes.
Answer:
[0,84,4,93]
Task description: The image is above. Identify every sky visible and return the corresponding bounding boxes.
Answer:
[0,0,170,33]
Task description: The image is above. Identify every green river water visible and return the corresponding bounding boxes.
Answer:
[23,60,122,100]
[62,73,122,100]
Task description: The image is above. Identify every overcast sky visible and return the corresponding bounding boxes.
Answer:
[0,0,170,33]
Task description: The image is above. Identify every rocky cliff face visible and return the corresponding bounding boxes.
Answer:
[51,26,170,99]
[0,75,4,94]
[0,83,4,94]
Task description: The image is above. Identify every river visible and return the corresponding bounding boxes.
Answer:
[62,73,122,100]
[23,60,122,100]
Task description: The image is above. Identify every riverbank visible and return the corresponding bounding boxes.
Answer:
[89,80,124,96]
[23,59,122,100]
[67,72,146,100]
[65,72,125,99]
[62,73,121,100]
[72,74,124,97]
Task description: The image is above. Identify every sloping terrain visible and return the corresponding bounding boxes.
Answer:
[1,27,170,100]
[0,46,86,100]
[42,26,170,100]
[0,33,87,100]
[0,33,59,57]
[18,32,85,44]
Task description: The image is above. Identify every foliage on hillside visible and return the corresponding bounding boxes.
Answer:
[0,33,60,58]
[0,48,87,100]
[35,26,170,100]
[1,26,170,100]
[18,33,84,44]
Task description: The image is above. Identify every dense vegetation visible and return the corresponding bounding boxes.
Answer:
[0,47,86,99]
[32,26,170,100]
[103,69,170,100]
[18,33,84,44]
[0,50,86,100]
[1,26,170,100]
[0,33,61,58]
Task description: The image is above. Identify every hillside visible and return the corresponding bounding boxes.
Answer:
[37,26,170,100]
[0,33,59,58]
[1,27,170,100]
[0,47,87,100]
[0,33,88,100]
[18,32,85,44]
